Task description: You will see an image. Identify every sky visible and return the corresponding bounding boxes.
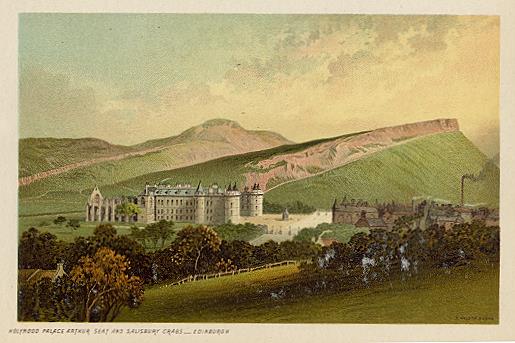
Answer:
[19,14,499,156]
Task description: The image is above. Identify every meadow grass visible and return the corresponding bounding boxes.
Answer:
[116,263,498,324]
[294,223,368,243]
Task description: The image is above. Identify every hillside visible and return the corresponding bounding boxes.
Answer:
[18,119,499,216]
[266,132,499,208]
[18,130,341,215]
[105,131,498,209]
[18,119,292,186]
[19,137,136,178]
[491,152,500,167]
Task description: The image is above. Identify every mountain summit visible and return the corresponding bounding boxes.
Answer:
[199,118,242,128]
[19,119,292,185]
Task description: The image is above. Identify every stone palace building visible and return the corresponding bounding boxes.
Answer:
[85,182,264,225]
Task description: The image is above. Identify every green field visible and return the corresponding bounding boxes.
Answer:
[17,213,193,245]
[18,213,266,245]
[213,223,266,242]
[117,263,499,323]
[321,226,369,243]
[18,213,132,241]
[294,223,369,243]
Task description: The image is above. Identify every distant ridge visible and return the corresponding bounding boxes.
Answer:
[19,119,293,185]
[19,117,498,217]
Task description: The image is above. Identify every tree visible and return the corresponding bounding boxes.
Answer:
[215,258,237,272]
[393,215,417,232]
[172,225,221,275]
[220,240,256,268]
[145,224,161,250]
[115,202,141,222]
[18,228,67,269]
[278,240,321,261]
[263,199,316,214]
[66,219,80,231]
[145,220,174,249]
[70,247,144,322]
[254,240,281,264]
[150,248,184,282]
[129,225,147,248]
[64,224,152,284]
[53,216,67,225]
[93,223,117,241]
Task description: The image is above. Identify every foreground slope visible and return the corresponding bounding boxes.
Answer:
[117,264,498,323]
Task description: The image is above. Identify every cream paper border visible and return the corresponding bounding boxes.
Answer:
[0,1,514,342]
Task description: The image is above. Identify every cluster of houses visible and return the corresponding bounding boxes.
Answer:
[332,196,499,230]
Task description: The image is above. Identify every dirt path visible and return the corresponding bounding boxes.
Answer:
[18,145,166,187]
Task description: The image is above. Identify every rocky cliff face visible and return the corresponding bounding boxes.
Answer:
[244,119,460,190]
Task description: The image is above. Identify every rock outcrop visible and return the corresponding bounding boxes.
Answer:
[244,119,460,190]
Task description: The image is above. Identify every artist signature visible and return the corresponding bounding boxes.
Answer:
[455,315,496,322]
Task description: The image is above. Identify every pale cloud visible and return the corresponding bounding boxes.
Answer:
[20,67,98,138]
[19,15,499,156]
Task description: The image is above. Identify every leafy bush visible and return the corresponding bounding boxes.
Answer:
[212,222,265,241]
[66,219,80,230]
[53,216,67,225]
[263,199,316,214]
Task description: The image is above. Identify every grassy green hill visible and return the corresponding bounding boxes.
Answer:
[266,131,499,208]
[106,131,499,208]
[18,131,499,217]
[19,137,135,177]
[116,264,498,323]
[19,119,291,181]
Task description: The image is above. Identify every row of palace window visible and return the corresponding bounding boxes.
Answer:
[156,215,194,221]
[154,198,259,208]
[156,198,195,207]
[157,208,194,215]
[154,199,222,207]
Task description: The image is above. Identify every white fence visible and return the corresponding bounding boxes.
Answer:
[162,260,300,288]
